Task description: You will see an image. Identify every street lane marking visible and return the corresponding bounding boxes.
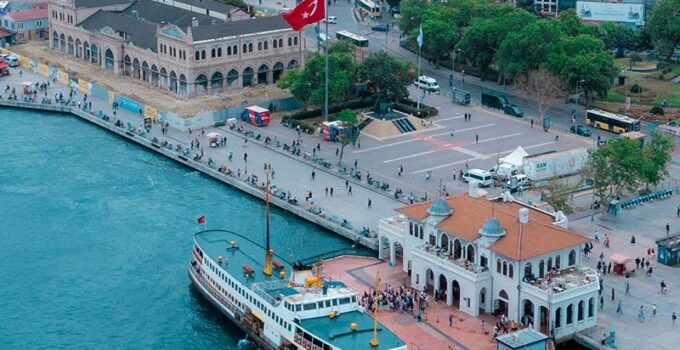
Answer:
[383,150,436,163]
[475,132,523,144]
[452,147,487,159]
[436,115,464,122]
[383,133,522,163]
[354,123,495,154]
[413,158,476,174]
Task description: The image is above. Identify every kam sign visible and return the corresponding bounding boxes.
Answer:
[576,1,645,26]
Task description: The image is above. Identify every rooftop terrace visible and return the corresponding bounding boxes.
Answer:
[526,265,599,294]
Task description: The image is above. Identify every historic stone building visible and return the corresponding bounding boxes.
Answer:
[48,0,304,96]
[378,192,599,341]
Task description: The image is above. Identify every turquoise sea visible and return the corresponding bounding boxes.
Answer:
[0,109,353,349]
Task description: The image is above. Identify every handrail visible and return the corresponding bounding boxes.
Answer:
[296,247,377,266]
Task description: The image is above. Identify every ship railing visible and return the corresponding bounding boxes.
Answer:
[190,267,239,314]
[295,247,376,266]
[251,280,290,306]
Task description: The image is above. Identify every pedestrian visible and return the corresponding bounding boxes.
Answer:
[594,230,600,243]
[311,170,316,181]
[638,305,645,322]
[475,134,479,143]
[531,119,534,128]
[616,300,623,314]
[481,320,487,334]
[554,135,559,142]
[631,235,636,244]
[243,153,248,162]
[653,304,657,316]
[611,287,615,301]
[635,257,641,269]
[368,198,372,208]
[452,169,456,181]
[354,159,358,168]
[348,185,353,196]
[345,180,349,189]
[600,295,604,309]
[673,312,677,324]
[336,148,339,156]
[667,222,671,235]
[625,282,631,296]
[661,280,667,294]
[325,187,329,197]
[677,204,680,218]
[608,262,612,274]
[448,314,453,327]
[330,187,334,196]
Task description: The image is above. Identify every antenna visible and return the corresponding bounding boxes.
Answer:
[263,170,272,276]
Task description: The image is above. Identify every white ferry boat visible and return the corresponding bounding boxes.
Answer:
[188,177,406,350]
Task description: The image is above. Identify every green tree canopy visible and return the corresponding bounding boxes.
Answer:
[556,9,587,37]
[495,20,562,79]
[639,131,674,190]
[410,11,458,64]
[358,51,415,101]
[648,0,680,62]
[336,109,359,166]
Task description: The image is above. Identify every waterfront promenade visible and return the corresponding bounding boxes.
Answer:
[0,65,400,249]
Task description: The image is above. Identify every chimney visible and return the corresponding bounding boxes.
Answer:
[191,17,198,27]
[519,208,529,224]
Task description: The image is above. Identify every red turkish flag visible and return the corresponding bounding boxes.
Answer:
[197,216,205,224]
[282,0,326,31]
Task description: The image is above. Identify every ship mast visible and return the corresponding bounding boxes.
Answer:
[263,170,273,276]
[370,271,380,347]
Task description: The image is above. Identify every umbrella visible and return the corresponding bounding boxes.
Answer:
[610,253,633,264]
[21,81,33,86]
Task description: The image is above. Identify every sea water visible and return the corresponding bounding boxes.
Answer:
[0,109,354,349]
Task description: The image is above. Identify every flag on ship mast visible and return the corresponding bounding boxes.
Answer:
[282,0,326,31]
[197,216,205,224]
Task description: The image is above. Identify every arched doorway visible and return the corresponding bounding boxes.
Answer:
[52,31,59,48]
[210,71,223,91]
[142,61,149,82]
[288,59,299,69]
[75,39,82,58]
[105,49,114,71]
[195,74,208,94]
[257,64,269,85]
[124,55,132,76]
[67,36,74,55]
[83,41,90,61]
[132,58,140,79]
[539,305,549,334]
[522,299,534,326]
[438,274,447,302]
[179,74,187,95]
[226,69,238,87]
[160,68,168,88]
[272,62,284,82]
[479,287,487,314]
[451,280,461,309]
[90,44,98,64]
[466,245,475,263]
[59,34,65,51]
[151,65,159,86]
[496,290,509,316]
[539,259,545,278]
[169,71,177,92]
[242,67,254,87]
[424,268,434,293]
[440,234,449,253]
[379,236,390,261]
[453,239,462,259]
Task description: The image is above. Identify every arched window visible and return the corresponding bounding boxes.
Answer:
[496,259,501,273]
[293,36,298,45]
[227,46,232,55]
[288,37,292,46]
[195,51,200,60]
[233,45,237,55]
[217,47,222,57]
[409,221,413,236]
[440,234,449,252]
[578,300,584,321]
[524,262,532,279]
[419,225,423,239]
[453,240,462,259]
[566,304,574,324]
[257,42,262,51]
[502,261,507,276]
[201,50,206,60]
[242,43,247,53]
[539,259,545,278]
[211,48,216,58]
[509,264,514,278]
[278,38,283,47]
[555,307,562,328]
[548,257,553,271]
[248,42,253,52]
[555,255,561,269]
[264,41,268,50]
[569,250,576,266]
[588,297,595,318]
[466,245,475,263]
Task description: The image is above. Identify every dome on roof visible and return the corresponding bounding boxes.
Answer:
[427,197,453,216]
[479,217,506,237]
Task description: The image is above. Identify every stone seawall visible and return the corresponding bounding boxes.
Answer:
[0,100,378,250]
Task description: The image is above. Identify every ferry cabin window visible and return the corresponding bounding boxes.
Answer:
[317,301,324,309]
[351,296,357,303]
[324,300,331,308]
[295,304,302,312]
[339,297,351,305]
[303,303,317,311]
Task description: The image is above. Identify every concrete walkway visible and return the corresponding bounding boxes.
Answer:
[0,65,403,246]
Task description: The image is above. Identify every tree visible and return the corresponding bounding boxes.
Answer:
[648,0,680,62]
[584,137,643,218]
[639,131,674,191]
[411,14,458,65]
[336,109,358,166]
[541,178,583,215]
[358,51,415,102]
[556,9,587,37]
[513,68,565,120]
[495,20,562,80]
[277,47,356,108]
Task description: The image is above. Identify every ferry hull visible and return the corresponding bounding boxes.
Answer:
[187,266,277,350]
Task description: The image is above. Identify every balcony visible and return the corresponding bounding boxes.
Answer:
[378,215,406,239]
[414,244,490,282]
[521,266,600,303]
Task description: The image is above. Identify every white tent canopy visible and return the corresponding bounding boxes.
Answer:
[500,146,529,166]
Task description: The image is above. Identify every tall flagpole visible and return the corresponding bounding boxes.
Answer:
[323,0,329,122]
[416,26,422,111]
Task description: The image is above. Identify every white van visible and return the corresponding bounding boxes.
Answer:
[504,174,529,192]
[463,169,493,187]
[6,55,19,67]
[414,75,439,93]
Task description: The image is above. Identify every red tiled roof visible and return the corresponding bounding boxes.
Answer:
[396,195,590,260]
[9,8,48,22]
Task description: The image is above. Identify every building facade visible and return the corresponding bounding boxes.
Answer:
[48,0,304,97]
[378,192,599,341]
[1,6,48,42]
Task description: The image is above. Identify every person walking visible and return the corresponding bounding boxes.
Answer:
[653,304,657,316]
[625,282,631,296]
[667,222,671,235]
[448,314,453,327]
[673,312,677,324]
[325,187,329,197]
[348,185,353,196]
[616,300,623,315]
[611,288,615,301]
[594,230,600,243]
[311,170,316,181]
[475,134,479,143]
[368,198,372,209]
[638,305,645,322]
[330,187,334,196]
[531,119,534,128]
[243,153,248,162]
[661,280,667,294]
[600,295,604,309]
[354,159,358,168]
[345,180,349,189]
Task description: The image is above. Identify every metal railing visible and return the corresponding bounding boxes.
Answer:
[296,247,377,266]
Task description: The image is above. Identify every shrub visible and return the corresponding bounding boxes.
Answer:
[650,106,665,115]
[284,97,377,120]
[630,84,643,93]
[394,99,438,118]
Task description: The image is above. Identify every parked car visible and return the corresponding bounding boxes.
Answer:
[504,174,529,193]
[323,16,337,24]
[6,54,19,67]
[371,23,389,32]
[481,91,509,109]
[414,75,439,93]
[462,169,493,187]
[503,104,524,118]
[570,124,592,137]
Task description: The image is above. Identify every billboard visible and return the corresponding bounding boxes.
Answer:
[576,2,645,26]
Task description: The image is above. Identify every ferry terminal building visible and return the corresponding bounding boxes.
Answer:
[48,0,304,97]
[378,191,599,340]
